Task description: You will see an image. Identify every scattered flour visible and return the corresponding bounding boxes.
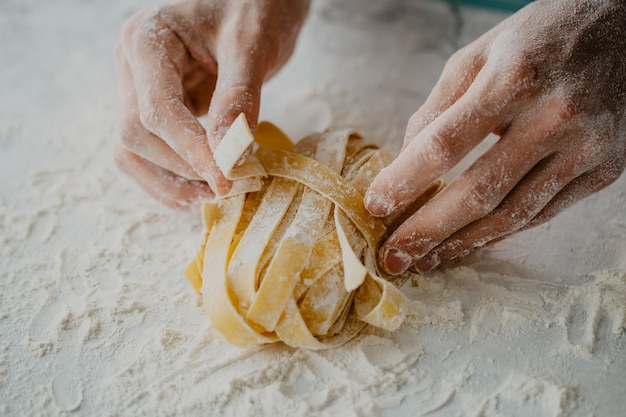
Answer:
[480,373,576,417]
[1,1,625,417]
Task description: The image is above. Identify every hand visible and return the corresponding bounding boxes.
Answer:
[113,0,309,208]
[365,0,626,274]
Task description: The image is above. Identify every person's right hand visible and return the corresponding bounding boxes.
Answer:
[364,0,626,275]
[113,0,310,208]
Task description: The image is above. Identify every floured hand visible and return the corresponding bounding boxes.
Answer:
[113,0,309,208]
[365,0,626,274]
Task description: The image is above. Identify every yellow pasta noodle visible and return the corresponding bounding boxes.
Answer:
[184,114,443,349]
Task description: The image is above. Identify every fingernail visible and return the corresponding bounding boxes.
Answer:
[383,247,413,275]
[365,191,396,217]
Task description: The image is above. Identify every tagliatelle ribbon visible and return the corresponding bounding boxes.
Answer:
[184,114,444,349]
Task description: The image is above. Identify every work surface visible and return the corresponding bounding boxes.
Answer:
[1,1,625,416]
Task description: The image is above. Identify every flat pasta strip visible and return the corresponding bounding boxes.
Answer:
[201,195,276,345]
[299,265,351,335]
[296,231,342,298]
[334,207,368,292]
[256,147,386,254]
[227,177,299,311]
[185,115,444,349]
[246,129,349,331]
[353,252,407,331]
[214,113,266,180]
[254,121,294,152]
[224,177,263,196]
[183,256,202,294]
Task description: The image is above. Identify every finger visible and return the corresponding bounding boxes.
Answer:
[122,15,231,195]
[203,23,268,160]
[378,96,574,275]
[118,121,203,181]
[523,160,624,230]
[402,43,489,149]
[114,145,214,210]
[114,44,202,180]
[365,57,522,218]
[412,146,594,272]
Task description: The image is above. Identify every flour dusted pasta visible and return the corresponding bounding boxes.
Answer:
[185,114,443,349]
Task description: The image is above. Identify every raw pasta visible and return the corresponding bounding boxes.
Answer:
[185,114,443,349]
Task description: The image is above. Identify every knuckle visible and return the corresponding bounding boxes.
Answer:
[117,116,141,150]
[215,82,260,105]
[491,67,522,95]
[407,110,437,136]
[555,95,580,122]
[600,157,626,186]
[444,46,474,73]
[426,130,458,169]
[540,93,580,138]
[121,6,165,47]
[120,11,143,44]
[138,99,163,134]
[407,111,424,128]
[576,136,607,167]
[497,203,535,231]
[488,59,538,102]
[458,180,501,218]
[113,144,134,173]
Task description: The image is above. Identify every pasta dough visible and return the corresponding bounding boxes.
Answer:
[185,114,443,349]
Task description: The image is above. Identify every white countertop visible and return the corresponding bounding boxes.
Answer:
[1,1,625,416]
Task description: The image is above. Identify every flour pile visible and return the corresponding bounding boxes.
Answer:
[1,0,625,416]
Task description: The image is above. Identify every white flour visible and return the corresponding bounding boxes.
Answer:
[1,1,625,416]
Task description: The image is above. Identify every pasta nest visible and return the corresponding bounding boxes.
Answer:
[185,114,443,349]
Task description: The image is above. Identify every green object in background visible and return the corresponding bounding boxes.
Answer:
[448,0,532,12]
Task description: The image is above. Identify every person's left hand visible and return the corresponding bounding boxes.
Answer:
[364,0,626,275]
